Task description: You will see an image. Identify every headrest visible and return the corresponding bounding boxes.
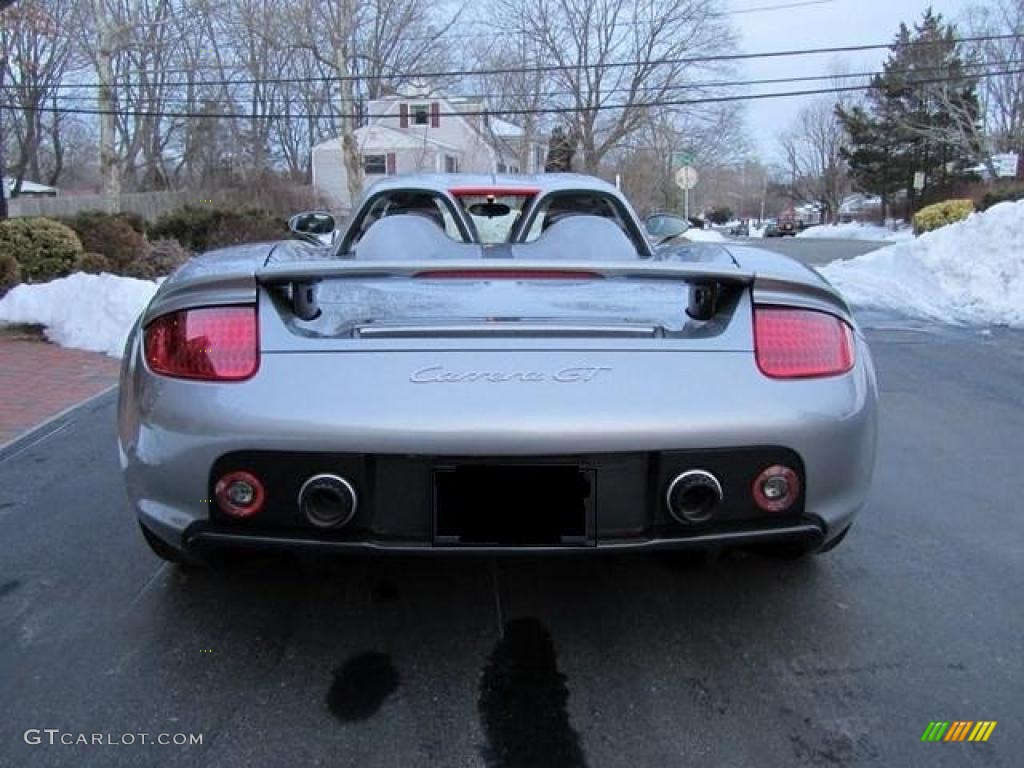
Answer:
[516,215,638,261]
[354,214,473,260]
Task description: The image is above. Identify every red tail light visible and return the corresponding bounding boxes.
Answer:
[754,307,854,379]
[144,306,258,381]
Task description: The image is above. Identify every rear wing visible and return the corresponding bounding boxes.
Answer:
[144,257,852,327]
[256,259,756,322]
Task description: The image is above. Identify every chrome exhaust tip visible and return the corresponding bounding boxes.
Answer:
[666,469,723,524]
[298,474,358,528]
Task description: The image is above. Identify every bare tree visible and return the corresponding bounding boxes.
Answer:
[778,98,848,223]
[0,0,76,193]
[964,0,1024,155]
[493,0,736,174]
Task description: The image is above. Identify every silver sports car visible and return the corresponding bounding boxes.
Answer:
[118,173,877,565]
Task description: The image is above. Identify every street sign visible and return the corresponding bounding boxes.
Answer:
[674,151,695,167]
[675,166,699,191]
[913,171,926,190]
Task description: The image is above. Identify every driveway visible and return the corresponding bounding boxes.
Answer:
[0,319,1020,767]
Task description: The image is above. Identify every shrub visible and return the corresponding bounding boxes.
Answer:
[65,209,146,235]
[0,252,21,295]
[149,206,285,252]
[65,212,148,271]
[73,252,113,274]
[913,199,975,235]
[0,217,83,282]
[123,238,190,280]
[979,185,1024,211]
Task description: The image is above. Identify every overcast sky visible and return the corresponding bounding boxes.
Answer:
[732,0,976,162]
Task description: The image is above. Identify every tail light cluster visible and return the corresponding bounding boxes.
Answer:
[144,305,258,381]
[754,306,855,379]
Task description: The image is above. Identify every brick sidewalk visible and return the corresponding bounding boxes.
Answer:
[0,330,121,446]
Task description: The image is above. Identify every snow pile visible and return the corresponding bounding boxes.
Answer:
[820,201,1024,327]
[798,222,913,242]
[0,272,159,357]
[682,228,727,243]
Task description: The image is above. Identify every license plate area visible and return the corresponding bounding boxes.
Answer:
[433,464,594,546]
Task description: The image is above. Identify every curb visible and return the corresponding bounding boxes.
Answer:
[0,385,118,463]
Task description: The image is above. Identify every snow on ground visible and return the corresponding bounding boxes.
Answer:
[820,201,1024,328]
[0,272,159,357]
[682,228,727,243]
[798,222,914,242]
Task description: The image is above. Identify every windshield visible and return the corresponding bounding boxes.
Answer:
[452,191,535,244]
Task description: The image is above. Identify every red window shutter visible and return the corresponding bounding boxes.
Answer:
[430,101,440,128]
[386,153,396,175]
[399,103,408,128]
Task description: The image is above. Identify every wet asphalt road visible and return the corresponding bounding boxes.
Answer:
[733,235,884,265]
[1,259,1022,766]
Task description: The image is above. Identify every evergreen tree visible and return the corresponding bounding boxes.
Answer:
[544,126,577,172]
[837,9,981,220]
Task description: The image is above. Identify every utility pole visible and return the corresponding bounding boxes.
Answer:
[0,53,7,220]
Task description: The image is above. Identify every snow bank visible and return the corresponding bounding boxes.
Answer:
[0,272,159,357]
[820,201,1024,328]
[682,228,727,243]
[798,222,913,242]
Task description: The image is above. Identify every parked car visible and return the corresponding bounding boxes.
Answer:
[729,221,750,237]
[119,173,877,566]
[766,213,799,237]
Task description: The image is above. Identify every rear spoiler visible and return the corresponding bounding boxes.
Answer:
[256,259,756,322]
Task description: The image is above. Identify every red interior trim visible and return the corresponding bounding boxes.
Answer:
[414,269,603,280]
[448,187,542,197]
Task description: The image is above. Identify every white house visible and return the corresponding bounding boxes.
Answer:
[312,86,547,209]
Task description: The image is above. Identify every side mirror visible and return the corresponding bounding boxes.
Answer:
[644,214,689,246]
[288,211,337,245]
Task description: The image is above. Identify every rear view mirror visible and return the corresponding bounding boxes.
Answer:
[467,202,512,218]
[288,211,337,244]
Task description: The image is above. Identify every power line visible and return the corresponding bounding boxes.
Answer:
[1,67,1017,121]
[1,33,1017,91]
[6,57,1017,108]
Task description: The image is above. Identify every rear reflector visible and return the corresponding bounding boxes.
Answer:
[144,306,258,381]
[215,470,265,518]
[754,307,854,379]
[414,270,603,280]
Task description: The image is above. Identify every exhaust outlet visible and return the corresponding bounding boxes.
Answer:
[298,474,357,528]
[666,469,723,524]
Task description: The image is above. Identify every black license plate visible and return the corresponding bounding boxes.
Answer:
[433,464,594,546]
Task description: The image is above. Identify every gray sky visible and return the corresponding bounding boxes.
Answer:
[732,0,975,162]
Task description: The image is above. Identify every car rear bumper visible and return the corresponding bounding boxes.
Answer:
[185,519,826,555]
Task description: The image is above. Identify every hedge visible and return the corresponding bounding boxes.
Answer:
[0,252,20,295]
[913,199,974,235]
[0,217,84,282]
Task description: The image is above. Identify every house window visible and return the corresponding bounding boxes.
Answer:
[363,154,387,174]
[445,155,458,173]
[412,104,429,125]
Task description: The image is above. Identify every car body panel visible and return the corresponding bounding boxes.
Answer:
[119,173,878,558]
